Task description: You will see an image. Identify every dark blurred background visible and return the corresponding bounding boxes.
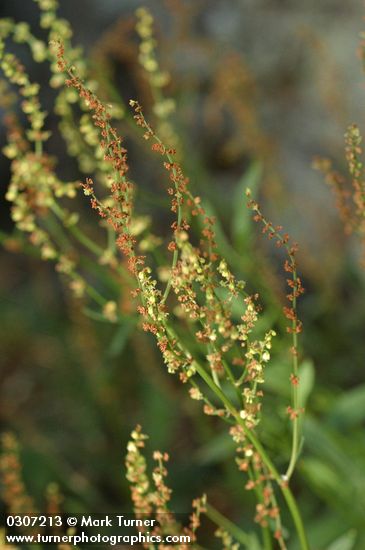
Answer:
[1,1,365,548]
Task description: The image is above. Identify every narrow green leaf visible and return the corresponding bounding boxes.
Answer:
[107,320,136,357]
[232,161,262,251]
[328,385,365,428]
[195,432,236,464]
[298,360,315,408]
[327,530,357,550]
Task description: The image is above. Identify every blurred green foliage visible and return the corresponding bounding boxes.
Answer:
[0,1,365,549]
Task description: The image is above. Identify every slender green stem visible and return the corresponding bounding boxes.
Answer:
[161,150,182,303]
[160,305,308,547]
[131,112,181,304]
[69,224,104,256]
[84,283,108,306]
[248,465,273,550]
[43,214,72,251]
[250,207,302,481]
[35,139,43,156]
[266,472,286,550]
[263,528,273,550]
[191,361,309,550]
[207,343,221,388]
[107,225,117,255]
[285,311,300,480]
[51,203,104,256]
[205,503,251,547]
[221,357,240,398]
[52,203,134,285]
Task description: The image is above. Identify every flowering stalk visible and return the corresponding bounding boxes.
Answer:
[125,425,206,547]
[52,40,309,546]
[314,124,365,266]
[246,191,305,481]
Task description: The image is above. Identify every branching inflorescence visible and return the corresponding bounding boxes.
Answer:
[0,3,311,548]
[246,192,305,481]
[314,123,365,266]
[53,38,308,549]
